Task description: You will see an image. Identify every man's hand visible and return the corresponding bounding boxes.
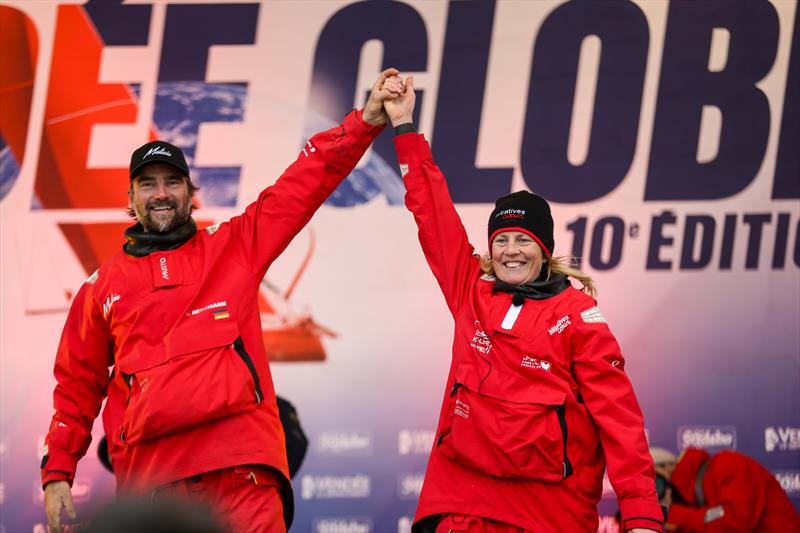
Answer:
[362,68,405,126]
[45,480,76,533]
[383,75,416,128]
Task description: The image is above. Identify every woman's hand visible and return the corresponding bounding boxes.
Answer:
[362,68,405,126]
[383,75,416,128]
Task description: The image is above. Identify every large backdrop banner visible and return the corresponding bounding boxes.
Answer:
[1,1,798,531]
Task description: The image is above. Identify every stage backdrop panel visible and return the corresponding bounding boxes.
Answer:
[1,1,798,532]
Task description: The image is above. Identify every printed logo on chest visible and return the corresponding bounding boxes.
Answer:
[159,257,169,280]
[102,293,121,319]
[521,356,552,372]
[470,321,492,354]
[548,314,571,335]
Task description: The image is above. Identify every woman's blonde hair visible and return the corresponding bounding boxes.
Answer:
[479,253,597,297]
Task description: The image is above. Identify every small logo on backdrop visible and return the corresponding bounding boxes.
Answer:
[397,517,413,533]
[312,518,372,533]
[774,471,800,496]
[765,426,800,452]
[316,431,373,455]
[300,475,371,499]
[397,473,424,499]
[144,146,172,159]
[454,399,470,419]
[521,355,552,371]
[102,293,120,319]
[470,321,492,354]
[398,430,435,455]
[580,306,606,323]
[678,426,737,452]
[548,315,571,335]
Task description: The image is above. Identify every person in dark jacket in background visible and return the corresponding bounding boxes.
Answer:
[384,75,662,533]
[655,447,800,532]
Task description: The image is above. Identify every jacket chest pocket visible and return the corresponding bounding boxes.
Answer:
[436,382,572,482]
[120,321,262,446]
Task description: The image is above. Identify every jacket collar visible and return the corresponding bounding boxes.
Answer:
[493,273,571,305]
[123,218,197,257]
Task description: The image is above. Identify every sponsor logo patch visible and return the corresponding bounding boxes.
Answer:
[205,223,221,235]
[187,301,227,317]
[302,140,317,158]
[213,308,230,320]
[548,315,571,335]
[470,321,492,354]
[495,208,526,219]
[580,306,606,323]
[86,269,99,284]
[159,256,169,280]
[454,399,470,419]
[102,293,120,319]
[521,356,552,371]
[399,163,409,177]
[143,146,172,159]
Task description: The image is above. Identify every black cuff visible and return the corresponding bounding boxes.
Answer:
[394,122,416,135]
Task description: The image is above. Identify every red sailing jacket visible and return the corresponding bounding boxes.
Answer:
[41,111,383,518]
[394,133,662,532]
[667,448,800,532]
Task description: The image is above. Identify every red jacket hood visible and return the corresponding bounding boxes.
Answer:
[671,447,711,505]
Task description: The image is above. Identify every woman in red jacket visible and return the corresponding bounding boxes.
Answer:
[384,77,662,533]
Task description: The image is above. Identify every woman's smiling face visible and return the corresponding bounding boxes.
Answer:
[491,231,545,285]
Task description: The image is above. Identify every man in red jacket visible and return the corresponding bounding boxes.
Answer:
[41,69,403,533]
[657,447,800,532]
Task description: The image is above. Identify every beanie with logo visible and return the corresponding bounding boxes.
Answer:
[487,191,554,257]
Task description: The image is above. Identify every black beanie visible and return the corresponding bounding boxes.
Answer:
[129,140,190,181]
[488,191,554,256]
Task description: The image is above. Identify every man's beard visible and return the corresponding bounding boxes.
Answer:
[134,196,192,233]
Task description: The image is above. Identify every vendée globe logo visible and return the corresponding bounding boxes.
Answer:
[765,426,800,452]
